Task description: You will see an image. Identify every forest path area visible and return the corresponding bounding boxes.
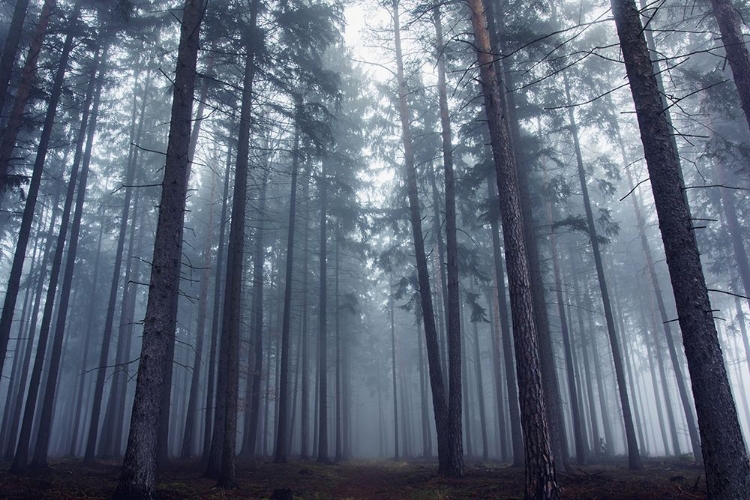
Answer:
[0,457,705,499]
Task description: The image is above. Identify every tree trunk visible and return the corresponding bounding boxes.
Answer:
[486,0,568,467]
[472,320,489,461]
[2,185,61,460]
[433,5,464,475]
[467,1,560,497]
[201,145,232,464]
[8,27,80,473]
[0,0,31,120]
[707,0,750,132]
[30,31,100,469]
[113,0,203,494]
[619,123,703,463]
[563,71,641,469]
[611,0,750,495]
[391,0,450,474]
[181,173,217,459]
[217,8,259,483]
[274,104,301,464]
[316,157,331,463]
[390,279,399,460]
[241,154,268,458]
[85,44,144,464]
[299,162,311,459]
[334,226,342,462]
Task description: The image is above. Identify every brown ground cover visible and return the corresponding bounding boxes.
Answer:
[0,457,706,499]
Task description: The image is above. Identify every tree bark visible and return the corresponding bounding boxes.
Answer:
[113,0,203,494]
[487,176,524,467]
[610,0,750,495]
[468,1,560,497]
[217,8,259,483]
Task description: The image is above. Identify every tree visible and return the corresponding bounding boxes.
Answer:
[610,0,750,496]
[113,0,204,495]
[467,0,560,497]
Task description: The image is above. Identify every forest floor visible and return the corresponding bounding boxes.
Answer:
[0,456,706,499]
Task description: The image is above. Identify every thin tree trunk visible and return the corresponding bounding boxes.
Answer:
[113,0,203,494]
[619,124,703,463]
[563,71,641,470]
[2,188,61,460]
[181,173,217,459]
[486,176,523,466]
[241,156,269,458]
[390,279,399,461]
[467,2,560,497]
[9,27,81,473]
[317,159,330,463]
[391,0,449,474]
[611,0,750,495]
[334,226,342,462]
[217,7,259,483]
[472,320,489,461]
[299,163,311,459]
[274,105,301,464]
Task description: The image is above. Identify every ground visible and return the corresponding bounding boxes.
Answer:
[0,457,707,499]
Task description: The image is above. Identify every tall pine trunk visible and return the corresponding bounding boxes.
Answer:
[113,0,203,494]
[610,0,750,495]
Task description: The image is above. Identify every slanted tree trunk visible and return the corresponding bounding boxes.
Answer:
[562,71,641,470]
[391,0,450,474]
[30,57,98,465]
[2,179,61,460]
[468,1,560,497]
[610,0,750,495]
[113,0,203,494]
[299,163,311,459]
[707,0,750,132]
[85,47,143,465]
[0,0,55,194]
[8,27,81,473]
[485,0,567,467]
